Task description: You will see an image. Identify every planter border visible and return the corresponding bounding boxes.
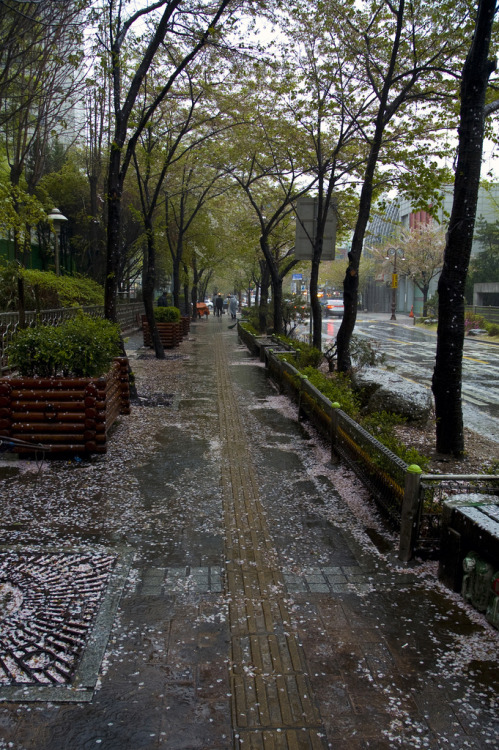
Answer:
[141,316,183,348]
[0,357,130,455]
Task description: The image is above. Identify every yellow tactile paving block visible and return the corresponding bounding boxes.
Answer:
[215,335,328,748]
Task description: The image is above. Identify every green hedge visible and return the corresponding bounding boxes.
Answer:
[8,313,122,377]
[154,306,181,323]
[0,265,104,311]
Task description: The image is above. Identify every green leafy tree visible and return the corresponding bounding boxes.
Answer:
[316,0,475,372]
[98,0,243,324]
[224,95,316,333]
[375,224,446,316]
[0,0,90,321]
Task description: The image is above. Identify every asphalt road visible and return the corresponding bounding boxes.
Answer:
[312,313,499,445]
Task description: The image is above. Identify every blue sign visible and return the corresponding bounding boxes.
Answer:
[292,274,303,280]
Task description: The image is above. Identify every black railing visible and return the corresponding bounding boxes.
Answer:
[242,324,499,561]
[465,305,499,324]
[0,303,143,372]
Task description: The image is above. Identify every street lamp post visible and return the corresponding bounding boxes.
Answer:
[386,248,405,321]
[47,208,68,276]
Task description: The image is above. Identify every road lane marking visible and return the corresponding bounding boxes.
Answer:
[463,395,490,406]
[463,356,489,364]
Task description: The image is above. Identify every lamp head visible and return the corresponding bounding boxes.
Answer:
[47,208,68,225]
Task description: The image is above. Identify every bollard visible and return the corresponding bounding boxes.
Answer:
[398,464,423,562]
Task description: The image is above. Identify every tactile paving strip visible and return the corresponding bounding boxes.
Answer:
[215,335,327,749]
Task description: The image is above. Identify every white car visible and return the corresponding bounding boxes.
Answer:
[324,298,344,317]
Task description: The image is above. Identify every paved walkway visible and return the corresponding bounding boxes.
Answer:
[0,317,498,749]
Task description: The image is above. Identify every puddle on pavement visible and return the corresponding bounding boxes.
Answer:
[132,426,220,528]
[0,466,21,480]
[230,362,270,398]
[134,392,175,407]
[256,445,305,472]
[250,407,299,435]
[178,397,217,410]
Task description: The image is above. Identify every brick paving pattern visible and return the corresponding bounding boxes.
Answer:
[0,319,496,749]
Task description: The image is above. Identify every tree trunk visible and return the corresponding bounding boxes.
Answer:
[172,251,181,309]
[143,224,165,360]
[259,236,285,335]
[104,149,122,324]
[191,257,199,321]
[336,253,359,371]
[310,254,322,350]
[336,0,406,372]
[272,276,284,336]
[432,0,496,456]
[422,284,429,317]
[183,263,190,318]
[259,260,270,333]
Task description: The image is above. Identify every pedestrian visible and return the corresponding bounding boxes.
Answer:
[157,291,168,307]
[229,295,238,320]
[215,293,224,317]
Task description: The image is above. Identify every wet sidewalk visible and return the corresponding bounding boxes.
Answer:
[0,317,498,749]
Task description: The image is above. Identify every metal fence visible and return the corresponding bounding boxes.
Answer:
[0,303,143,373]
[465,305,499,324]
[259,338,499,561]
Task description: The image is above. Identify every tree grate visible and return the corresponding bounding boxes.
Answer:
[0,548,117,695]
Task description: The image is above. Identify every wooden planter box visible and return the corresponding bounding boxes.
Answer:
[142,316,182,348]
[0,357,130,455]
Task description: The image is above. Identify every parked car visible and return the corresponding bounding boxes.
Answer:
[324,298,344,317]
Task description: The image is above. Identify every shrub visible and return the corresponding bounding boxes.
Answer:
[275,335,323,368]
[241,306,264,332]
[484,459,499,474]
[300,367,361,419]
[239,320,259,336]
[360,411,429,470]
[350,335,386,368]
[464,312,487,332]
[0,266,105,311]
[154,306,181,323]
[485,322,499,337]
[425,293,439,318]
[8,313,121,377]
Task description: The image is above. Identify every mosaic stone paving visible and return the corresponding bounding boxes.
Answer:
[0,546,133,703]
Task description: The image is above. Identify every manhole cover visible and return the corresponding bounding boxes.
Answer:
[0,546,133,702]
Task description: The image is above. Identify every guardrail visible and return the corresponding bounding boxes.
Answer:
[0,303,143,373]
[239,324,499,561]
